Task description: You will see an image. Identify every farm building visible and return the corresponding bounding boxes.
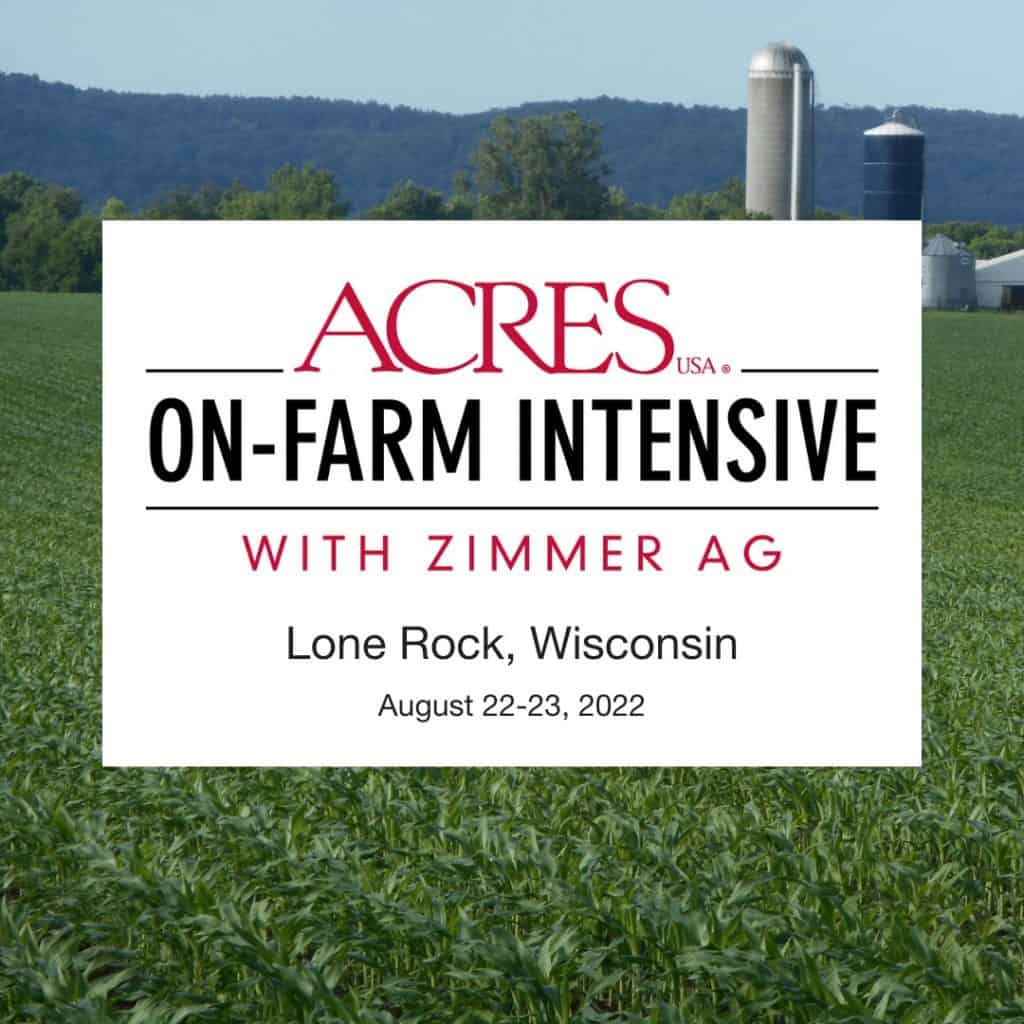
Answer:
[975,249,1024,309]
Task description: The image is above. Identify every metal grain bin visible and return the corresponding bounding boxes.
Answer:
[745,42,815,220]
[864,112,925,220]
[922,235,976,309]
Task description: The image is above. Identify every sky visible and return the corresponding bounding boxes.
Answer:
[2,0,1020,117]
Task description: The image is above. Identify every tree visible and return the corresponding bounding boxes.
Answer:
[1,183,83,290]
[219,164,348,220]
[472,112,611,219]
[49,214,102,291]
[268,163,349,219]
[0,173,39,238]
[607,185,664,220]
[368,181,448,220]
[666,178,756,220]
[445,172,477,221]
[101,197,130,220]
[144,184,224,220]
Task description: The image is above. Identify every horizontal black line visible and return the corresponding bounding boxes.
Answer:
[145,368,284,374]
[145,505,880,512]
[144,367,879,376]
[740,368,879,374]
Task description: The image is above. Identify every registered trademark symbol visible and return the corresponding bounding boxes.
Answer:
[722,364,731,374]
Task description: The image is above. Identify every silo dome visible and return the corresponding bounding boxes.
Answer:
[749,43,811,75]
[745,42,815,220]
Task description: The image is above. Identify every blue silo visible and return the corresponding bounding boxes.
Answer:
[864,111,925,220]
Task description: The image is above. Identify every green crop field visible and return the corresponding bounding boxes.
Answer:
[0,294,1022,1022]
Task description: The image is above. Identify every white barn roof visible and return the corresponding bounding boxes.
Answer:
[976,249,1024,281]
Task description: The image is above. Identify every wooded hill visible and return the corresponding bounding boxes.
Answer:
[2,71,1022,223]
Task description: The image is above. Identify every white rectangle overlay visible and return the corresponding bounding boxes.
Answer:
[103,221,921,766]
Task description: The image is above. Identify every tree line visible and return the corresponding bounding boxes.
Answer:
[5,71,1024,223]
[1,111,1020,294]
[0,113,751,292]
[924,221,1024,261]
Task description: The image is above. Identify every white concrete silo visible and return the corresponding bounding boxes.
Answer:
[745,43,815,220]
